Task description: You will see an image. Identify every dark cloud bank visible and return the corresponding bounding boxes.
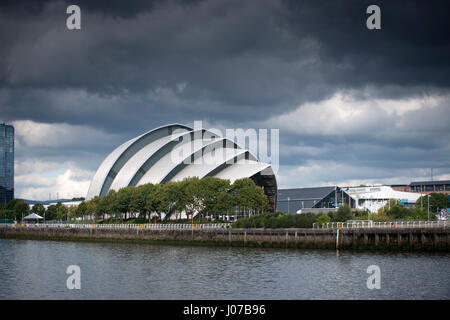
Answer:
[0,0,449,196]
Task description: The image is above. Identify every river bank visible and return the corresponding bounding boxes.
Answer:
[1,225,449,252]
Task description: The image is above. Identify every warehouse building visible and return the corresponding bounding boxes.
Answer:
[277,185,423,214]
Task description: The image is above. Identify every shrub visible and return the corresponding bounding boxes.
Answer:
[317,214,331,225]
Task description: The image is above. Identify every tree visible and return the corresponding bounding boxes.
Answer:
[378,199,402,215]
[46,205,58,221]
[214,191,233,217]
[411,206,434,220]
[416,193,449,214]
[231,178,270,216]
[102,190,118,219]
[334,204,352,222]
[317,213,331,225]
[114,187,133,221]
[0,209,16,221]
[388,205,412,220]
[200,177,231,217]
[67,205,77,222]
[88,196,102,220]
[76,201,88,220]
[31,203,46,217]
[56,202,68,221]
[146,184,168,220]
[6,199,30,221]
[180,177,205,221]
[378,199,412,220]
[161,182,184,220]
[129,183,154,221]
[252,186,269,215]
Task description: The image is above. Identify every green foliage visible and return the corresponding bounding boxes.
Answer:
[200,177,232,215]
[231,178,269,214]
[76,201,87,217]
[46,205,58,221]
[130,183,154,220]
[56,202,69,221]
[233,212,318,229]
[31,203,45,216]
[115,186,134,215]
[317,214,331,225]
[68,177,271,223]
[367,212,391,222]
[334,204,352,222]
[0,209,18,220]
[6,199,30,219]
[377,198,438,221]
[416,193,449,213]
[1,199,30,221]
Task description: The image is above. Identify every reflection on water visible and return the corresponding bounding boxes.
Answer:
[0,239,449,300]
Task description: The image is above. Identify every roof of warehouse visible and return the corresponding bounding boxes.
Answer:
[277,186,336,201]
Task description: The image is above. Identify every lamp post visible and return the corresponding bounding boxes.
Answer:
[427,195,430,222]
[287,197,290,213]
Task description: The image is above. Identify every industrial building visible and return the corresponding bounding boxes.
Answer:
[391,180,450,195]
[276,186,354,214]
[277,185,423,214]
[343,186,422,212]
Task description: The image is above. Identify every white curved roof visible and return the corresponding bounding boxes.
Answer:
[86,124,277,206]
[86,124,191,199]
[169,147,248,182]
[136,130,221,185]
[86,135,140,200]
[109,132,186,191]
[213,159,271,183]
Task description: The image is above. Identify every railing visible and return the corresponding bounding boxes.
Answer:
[313,220,448,229]
[0,223,232,230]
[2,221,446,230]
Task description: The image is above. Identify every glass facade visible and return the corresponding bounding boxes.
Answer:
[0,124,14,205]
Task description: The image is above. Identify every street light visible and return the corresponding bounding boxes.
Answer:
[287,197,290,213]
[427,195,431,222]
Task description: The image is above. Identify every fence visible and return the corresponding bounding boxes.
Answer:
[0,222,232,230]
[313,220,448,229]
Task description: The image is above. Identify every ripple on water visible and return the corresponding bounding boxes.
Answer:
[0,239,449,299]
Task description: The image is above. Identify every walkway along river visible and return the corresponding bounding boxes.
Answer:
[0,223,449,252]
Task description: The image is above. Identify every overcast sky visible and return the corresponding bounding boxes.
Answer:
[1,0,449,200]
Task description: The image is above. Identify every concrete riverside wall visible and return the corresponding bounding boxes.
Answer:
[0,226,449,252]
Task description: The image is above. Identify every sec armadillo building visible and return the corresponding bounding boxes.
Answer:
[86,124,277,211]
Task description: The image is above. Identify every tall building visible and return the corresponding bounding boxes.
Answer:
[0,123,14,205]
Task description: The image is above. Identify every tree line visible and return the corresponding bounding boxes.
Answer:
[0,177,270,223]
[314,195,446,226]
[234,193,449,229]
[0,199,72,222]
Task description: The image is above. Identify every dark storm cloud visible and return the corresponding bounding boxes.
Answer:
[282,0,450,86]
[1,0,449,130]
[0,0,449,196]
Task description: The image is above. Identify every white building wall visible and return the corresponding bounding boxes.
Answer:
[344,186,424,213]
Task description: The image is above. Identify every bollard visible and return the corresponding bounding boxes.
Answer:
[336,228,340,250]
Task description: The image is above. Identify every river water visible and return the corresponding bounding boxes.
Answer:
[0,239,448,300]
